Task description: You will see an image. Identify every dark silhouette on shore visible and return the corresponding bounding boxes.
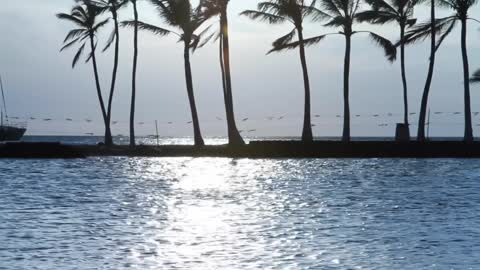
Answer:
[201,0,246,146]
[57,3,112,144]
[54,0,480,146]
[241,0,323,142]
[96,0,127,146]
[403,0,477,142]
[285,0,397,142]
[357,0,418,139]
[123,0,214,146]
[122,0,139,147]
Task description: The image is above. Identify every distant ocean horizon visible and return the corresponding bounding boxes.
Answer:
[20,135,476,145]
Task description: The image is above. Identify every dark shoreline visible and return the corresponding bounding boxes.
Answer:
[3,141,480,158]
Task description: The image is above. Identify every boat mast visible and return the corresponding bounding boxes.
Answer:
[0,74,8,125]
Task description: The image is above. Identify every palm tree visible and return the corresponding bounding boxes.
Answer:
[402,0,478,142]
[357,0,417,139]
[122,0,139,147]
[57,1,112,144]
[91,0,126,146]
[241,0,329,142]
[300,0,397,142]
[200,0,245,146]
[124,0,212,146]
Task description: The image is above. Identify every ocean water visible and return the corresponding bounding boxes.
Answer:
[1,138,480,269]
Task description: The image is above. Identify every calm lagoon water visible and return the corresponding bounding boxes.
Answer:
[1,137,480,269]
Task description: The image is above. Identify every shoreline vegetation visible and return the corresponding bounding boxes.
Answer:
[56,0,480,148]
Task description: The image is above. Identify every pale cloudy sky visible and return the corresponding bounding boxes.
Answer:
[0,0,479,137]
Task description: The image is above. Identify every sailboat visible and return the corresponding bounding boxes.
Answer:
[0,75,26,141]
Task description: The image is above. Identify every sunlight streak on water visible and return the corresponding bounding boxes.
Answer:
[1,158,480,269]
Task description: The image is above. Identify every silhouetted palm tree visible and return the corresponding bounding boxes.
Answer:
[92,0,126,146]
[122,0,139,147]
[357,0,417,137]
[304,0,397,142]
[57,1,112,144]
[200,0,245,146]
[124,0,213,146]
[403,0,478,142]
[241,0,330,142]
[471,69,480,82]
[396,0,436,141]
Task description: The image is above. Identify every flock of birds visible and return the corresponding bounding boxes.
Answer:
[6,110,480,136]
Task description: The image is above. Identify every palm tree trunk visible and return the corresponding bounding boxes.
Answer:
[342,33,351,142]
[105,6,120,146]
[400,23,410,130]
[220,9,244,146]
[461,17,473,142]
[183,43,204,146]
[417,0,436,141]
[89,33,111,143]
[129,0,138,147]
[297,27,313,142]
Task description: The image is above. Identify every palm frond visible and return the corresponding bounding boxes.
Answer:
[268,33,331,53]
[301,5,332,21]
[92,18,110,32]
[61,37,82,52]
[324,15,348,27]
[240,10,287,24]
[319,0,343,17]
[402,16,456,46]
[364,0,397,13]
[406,18,417,27]
[85,41,97,63]
[355,10,397,24]
[72,42,86,68]
[102,29,116,52]
[257,2,281,13]
[63,29,87,43]
[121,20,173,36]
[56,13,86,28]
[273,28,297,48]
[365,31,397,61]
[470,69,480,83]
[434,19,456,52]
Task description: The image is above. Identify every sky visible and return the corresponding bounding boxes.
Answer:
[0,0,480,137]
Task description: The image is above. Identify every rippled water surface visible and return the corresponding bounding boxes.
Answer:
[1,158,480,269]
